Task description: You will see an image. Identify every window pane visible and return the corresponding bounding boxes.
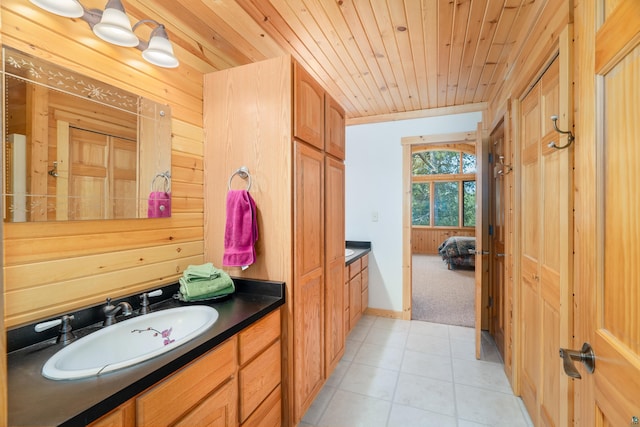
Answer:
[434,182,458,226]
[463,153,476,174]
[463,181,476,227]
[412,151,460,175]
[412,183,430,225]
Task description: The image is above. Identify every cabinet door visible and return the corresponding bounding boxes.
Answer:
[293,141,325,421]
[294,62,324,150]
[325,95,345,160]
[325,156,345,375]
[137,338,236,426]
[174,378,238,427]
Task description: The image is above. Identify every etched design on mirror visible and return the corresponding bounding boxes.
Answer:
[3,46,172,222]
[5,48,138,112]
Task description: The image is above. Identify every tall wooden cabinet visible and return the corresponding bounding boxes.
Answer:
[203,55,345,426]
[324,156,345,375]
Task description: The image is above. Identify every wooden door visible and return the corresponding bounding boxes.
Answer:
[293,141,325,423]
[294,62,324,150]
[578,1,640,425]
[324,156,345,376]
[489,120,507,362]
[68,127,109,220]
[519,49,573,427]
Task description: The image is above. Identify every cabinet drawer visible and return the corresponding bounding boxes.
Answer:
[239,340,281,422]
[239,309,281,365]
[344,279,350,310]
[349,258,361,279]
[174,377,237,427]
[361,254,368,269]
[349,273,362,327]
[361,286,369,313]
[361,267,369,291]
[137,338,236,426]
[241,384,282,427]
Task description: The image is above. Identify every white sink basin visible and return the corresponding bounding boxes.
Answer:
[42,306,218,380]
[345,249,355,257]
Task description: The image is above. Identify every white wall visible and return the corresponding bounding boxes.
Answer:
[345,111,482,313]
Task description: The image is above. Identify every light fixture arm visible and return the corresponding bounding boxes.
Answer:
[131,19,166,50]
[549,115,575,149]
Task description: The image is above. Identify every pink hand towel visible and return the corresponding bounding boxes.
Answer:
[148,191,171,218]
[223,190,258,267]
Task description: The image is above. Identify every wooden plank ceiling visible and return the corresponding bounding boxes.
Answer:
[137,0,545,123]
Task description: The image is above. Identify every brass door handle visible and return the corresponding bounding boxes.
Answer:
[559,342,595,379]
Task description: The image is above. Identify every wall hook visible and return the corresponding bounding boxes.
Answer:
[497,156,512,176]
[48,161,58,177]
[549,115,575,149]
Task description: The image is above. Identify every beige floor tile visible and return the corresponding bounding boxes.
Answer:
[353,342,404,370]
[317,389,391,427]
[388,403,457,427]
[364,327,409,349]
[393,372,456,417]
[456,384,529,427]
[401,349,453,382]
[339,362,399,400]
[405,333,451,357]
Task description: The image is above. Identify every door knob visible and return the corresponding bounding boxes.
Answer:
[559,342,595,379]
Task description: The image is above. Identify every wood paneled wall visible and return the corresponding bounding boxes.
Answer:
[1,1,210,327]
[411,227,474,254]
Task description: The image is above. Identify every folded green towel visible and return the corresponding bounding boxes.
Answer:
[179,270,235,301]
[182,262,220,283]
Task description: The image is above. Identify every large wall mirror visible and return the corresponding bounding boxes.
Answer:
[2,46,172,222]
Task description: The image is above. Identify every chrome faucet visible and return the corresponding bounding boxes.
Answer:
[102,298,133,326]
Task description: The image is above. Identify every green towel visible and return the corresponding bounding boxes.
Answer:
[182,262,220,282]
[179,269,234,301]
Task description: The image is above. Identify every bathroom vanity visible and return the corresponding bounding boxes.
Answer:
[7,279,284,427]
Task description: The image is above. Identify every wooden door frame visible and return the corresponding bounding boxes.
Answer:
[401,130,488,332]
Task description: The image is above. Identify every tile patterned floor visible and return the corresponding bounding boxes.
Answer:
[301,315,534,427]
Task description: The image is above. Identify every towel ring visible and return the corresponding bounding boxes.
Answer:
[228,166,252,191]
[151,171,171,193]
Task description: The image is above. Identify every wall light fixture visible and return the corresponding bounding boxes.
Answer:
[29,0,179,68]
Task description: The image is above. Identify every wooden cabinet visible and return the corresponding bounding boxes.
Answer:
[361,255,369,314]
[294,62,324,150]
[204,55,345,426]
[325,95,346,160]
[238,310,282,426]
[345,254,370,334]
[325,156,345,375]
[137,338,237,426]
[88,401,135,427]
[89,310,283,427]
[293,141,325,419]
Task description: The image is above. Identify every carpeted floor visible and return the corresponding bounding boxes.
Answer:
[411,254,475,327]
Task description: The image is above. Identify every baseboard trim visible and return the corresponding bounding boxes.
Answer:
[363,307,403,319]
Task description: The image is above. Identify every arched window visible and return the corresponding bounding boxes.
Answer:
[411,146,476,227]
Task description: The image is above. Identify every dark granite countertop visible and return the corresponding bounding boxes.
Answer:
[345,241,371,266]
[7,278,284,427]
